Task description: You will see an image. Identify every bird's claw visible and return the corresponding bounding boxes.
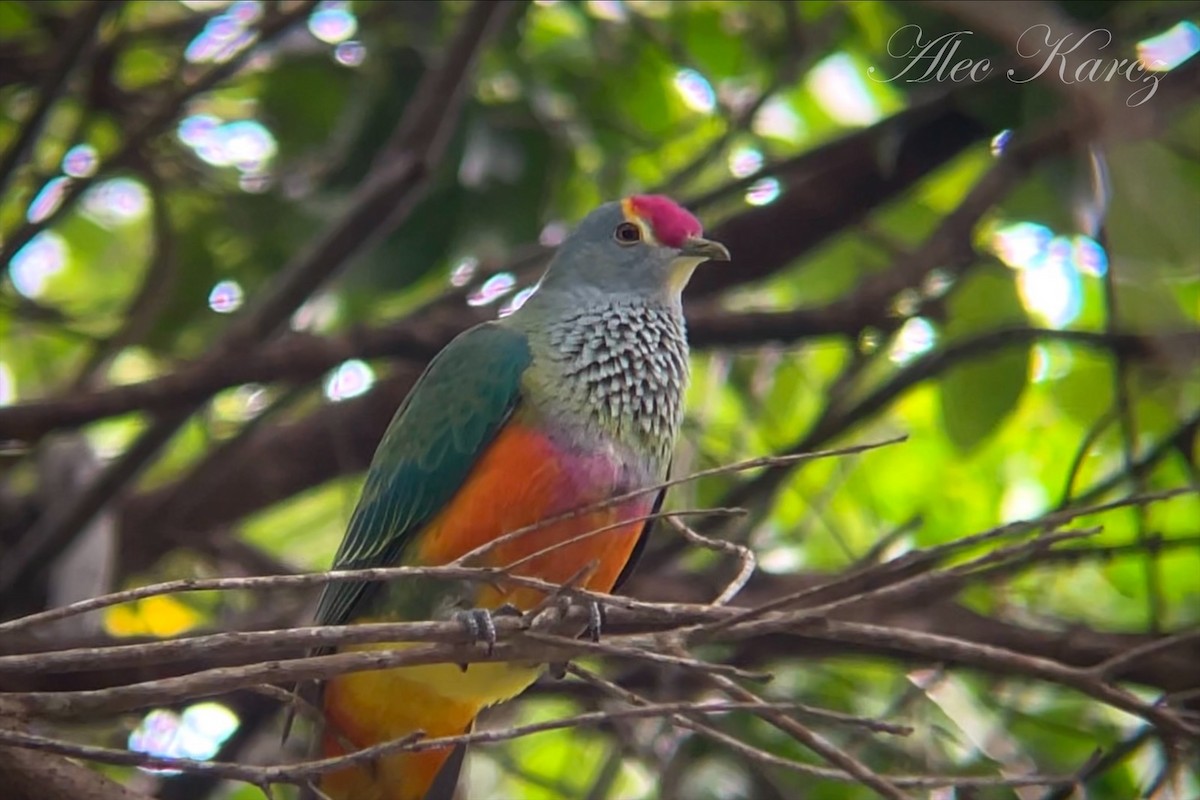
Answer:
[544,603,603,679]
[454,608,498,659]
[585,600,606,643]
[453,604,523,663]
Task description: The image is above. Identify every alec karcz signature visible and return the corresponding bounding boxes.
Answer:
[868,24,1163,107]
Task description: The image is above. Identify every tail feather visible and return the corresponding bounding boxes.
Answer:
[423,725,471,800]
[282,677,323,747]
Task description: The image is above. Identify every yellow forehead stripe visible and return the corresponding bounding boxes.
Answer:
[619,198,657,245]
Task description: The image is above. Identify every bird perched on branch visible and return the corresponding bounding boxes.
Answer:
[305,195,730,800]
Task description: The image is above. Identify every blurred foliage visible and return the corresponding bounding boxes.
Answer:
[1,1,1199,799]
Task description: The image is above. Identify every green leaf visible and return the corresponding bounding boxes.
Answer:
[939,266,1031,452]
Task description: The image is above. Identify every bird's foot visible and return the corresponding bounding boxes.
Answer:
[585,600,606,643]
[544,602,604,679]
[453,604,522,670]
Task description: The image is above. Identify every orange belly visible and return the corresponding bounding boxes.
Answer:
[415,420,651,606]
[320,421,654,800]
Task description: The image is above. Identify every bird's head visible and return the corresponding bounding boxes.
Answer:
[536,194,730,303]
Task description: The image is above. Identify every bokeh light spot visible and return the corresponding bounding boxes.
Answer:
[921,269,954,300]
[1001,478,1048,524]
[62,144,99,177]
[889,317,937,365]
[1137,21,1200,72]
[325,359,375,401]
[185,2,260,64]
[1017,239,1082,328]
[1030,342,1075,384]
[82,178,150,226]
[890,288,921,318]
[752,97,804,142]
[990,129,1013,157]
[673,69,716,114]
[308,1,358,44]
[990,221,1055,270]
[1072,235,1108,277]
[807,53,882,126]
[128,703,240,774]
[27,176,71,223]
[499,285,537,318]
[727,146,763,179]
[179,114,222,148]
[216,120,278,171]
[468,272,517,306]
[179,115,278,182]
[10,231,68,298]
[745,177,780,206]
[449,256,479,287]
[334,40,366,66]
[760,543,805,574]
[208,279,244,313]
[989,221,1105,329]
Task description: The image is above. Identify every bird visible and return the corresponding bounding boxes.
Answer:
[305,194,730,800]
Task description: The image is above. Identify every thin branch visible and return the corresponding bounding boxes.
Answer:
[567,666,1073,791]
[1056,408,1117,509]
[666,516,757,606]
[694,487,1195,637]
[1089,629,1200,680]
[705,525,1106,632]
[697,668,910,800]
[0,699,817,786]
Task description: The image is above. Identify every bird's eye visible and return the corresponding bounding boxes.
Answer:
[614,222,641,245]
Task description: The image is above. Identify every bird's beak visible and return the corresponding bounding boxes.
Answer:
[679,236,731,263]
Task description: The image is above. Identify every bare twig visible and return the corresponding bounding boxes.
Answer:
[697,668,910,800]
[665,516,757,606]
[0,698,887,788]
[567,666,1072,791]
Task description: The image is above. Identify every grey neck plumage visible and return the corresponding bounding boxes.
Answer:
[516,295,689,472]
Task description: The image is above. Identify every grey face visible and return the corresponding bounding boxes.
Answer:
[535,202,729,301]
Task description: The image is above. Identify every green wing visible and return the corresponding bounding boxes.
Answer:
[312,322,532,632]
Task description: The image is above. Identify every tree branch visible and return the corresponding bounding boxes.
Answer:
[0,1,112,205]
[0,0,518,605]
[0,698,151,800]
